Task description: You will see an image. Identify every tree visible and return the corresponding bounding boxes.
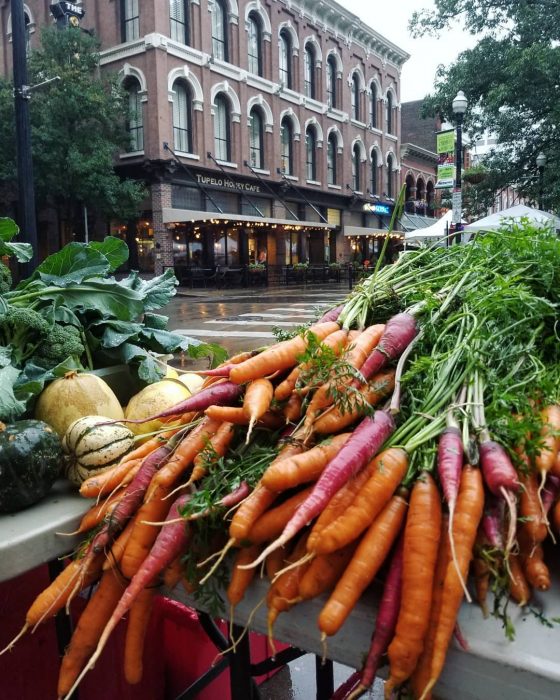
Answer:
[0,27,145,245]
[411,0,560,211]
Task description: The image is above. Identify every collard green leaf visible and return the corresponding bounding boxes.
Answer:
[36,242,110,285]
[121,268,178,311]
[89,236,129,272]
[184,341,228,368]
[89,319,143,348]
[143,312,169,330]
[139,327,190,353]
[118,342,165,383]
[0,365,26,421]
[0,218,33,262]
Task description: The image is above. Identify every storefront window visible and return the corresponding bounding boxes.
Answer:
[285,231,300,265]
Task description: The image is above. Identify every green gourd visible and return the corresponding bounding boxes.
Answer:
[0,420,64,513]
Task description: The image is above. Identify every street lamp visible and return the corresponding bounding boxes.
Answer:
[452,90,468,237]
[536,151,546,210]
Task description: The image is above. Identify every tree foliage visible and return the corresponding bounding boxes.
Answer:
[411,0,560,211]
[0,27,145,231]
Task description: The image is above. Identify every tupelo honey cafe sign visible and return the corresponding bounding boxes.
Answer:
[196,174,262,193]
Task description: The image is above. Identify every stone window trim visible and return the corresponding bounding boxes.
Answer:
[304,117,323,148]
[207,0,239,26]
[303,35,323,66]
[244,1,271,41]
[277,21,299,54]
[247,94,274,132]
[6,4,36,43]
[119,63,149,102]
[167,66,203,110]
[210,81,241,123]
[326,125,344,153]
[279,108,301,141]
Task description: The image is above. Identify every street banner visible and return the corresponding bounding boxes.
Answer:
[436,129,456,189]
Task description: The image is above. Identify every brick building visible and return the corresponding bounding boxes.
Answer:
[1,0,408,277]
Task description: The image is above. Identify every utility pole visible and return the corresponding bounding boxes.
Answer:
[11,0,38,274]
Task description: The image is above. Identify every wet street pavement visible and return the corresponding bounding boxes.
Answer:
[165,282,348,360]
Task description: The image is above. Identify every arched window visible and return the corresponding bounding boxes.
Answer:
[279,29,292,88]
[249,107,264,169]
[125,78,143,151]
[405,173,416,212]
[306,127,317,181]
[212,0,228,61]
[280,118,293,175]
[386,92,394,134]
[369,84,377,128]
[326,55,337,109]
[370,151,378,195]
[214,94,231,161]
[247,12,262,76]
[327,133,337,185]
[387,154,394,198]
[121,0,140,42]
[172,80,193,153]
[352,144,361,191]
[170,0,189,44]
[304,44,316,99]
[351,73,360,121]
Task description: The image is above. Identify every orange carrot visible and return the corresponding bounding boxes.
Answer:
[247,486,315,544]
[265,546,289,581]
[162,555,185,590]
[410,514,451,700]
[204,405,248,424]
[344,324,386,370]
[518,528,550,592]
[102,519,136,572]
[261,433,351,492]
[536,404,560,485]
[385,474,441,698]
[227,544,262,608]
[228,484,278,542]
[508,553,530,606]
[519,472,547,545]
[417,466,484,699]
[79,458,141,499]
[283,392,303,423]
[298,542,357,602]
[57,569,126,698]
[124,588,154,685]
[146,417,221,499]
[229,321,340,384]
[472,552,490,618]
[243,378,274,441]
[311,448,409,554]
[318,491,408,637]
[312,370,395,435]
[72,490,123,535]
[190,421,235,483]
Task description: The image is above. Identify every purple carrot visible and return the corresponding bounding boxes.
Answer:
[242,411,396,569]
[333,535,404,700]
[318,304,344,324]
[356,312,418,384]
[72,493,192,693]
[542,474,560,515]
[106,381,243,426]
[481,495,505,550]
[479,439,519,555]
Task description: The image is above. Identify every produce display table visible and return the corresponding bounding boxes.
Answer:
[2,487,560,700]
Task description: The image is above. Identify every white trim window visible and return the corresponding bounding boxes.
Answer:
[280,118,293,175]
[249,107,264,168]
[304,44,316,99]
[327,133,337,185]
[126,78,144,151]
[122,0,139,42]
[212,0,228,61]
[352,144,361,191]
[170,0,189,44]
[214,94,231,161]
[247,12,263,76]
[173,81,193,153]
[306,126,317,180]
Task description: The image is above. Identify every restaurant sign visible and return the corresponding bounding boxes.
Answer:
[196,174,262,193]
[363,202,394,216]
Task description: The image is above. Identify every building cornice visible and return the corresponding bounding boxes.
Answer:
[276,0,410,68]
[400,142,438,165]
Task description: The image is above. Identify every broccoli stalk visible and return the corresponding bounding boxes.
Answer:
[31,323,87,369]
[0,306,50,365]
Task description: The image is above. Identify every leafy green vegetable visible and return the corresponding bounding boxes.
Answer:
[0,218,33,263]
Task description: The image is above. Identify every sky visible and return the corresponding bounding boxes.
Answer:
[339,0,477,102]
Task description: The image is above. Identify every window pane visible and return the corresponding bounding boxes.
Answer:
[214,96,230,161]
[352,147,360,191]
[212,0,227,60]
[123,0,139,41]
[304,46,315,98]
[386,93,393,134]
[173,82,192,153]
[352,76,360,121]
[387,155,393,197]
[127,81,143,151]
[170,0,187,43]
[370,152,377,195]
[248,16,261,76]
[370,86,377,127]
[280,120,293,175]
[279,32,291,87]
[306,129,316,180]
[249,109,263,169]
[327,58,336,108]
[327,136,336,185]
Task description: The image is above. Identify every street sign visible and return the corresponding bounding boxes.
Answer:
[452,190,462,224]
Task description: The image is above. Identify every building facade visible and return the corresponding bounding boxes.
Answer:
[1,0,408,276]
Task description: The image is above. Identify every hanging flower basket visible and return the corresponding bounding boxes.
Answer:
[462,167,487,185]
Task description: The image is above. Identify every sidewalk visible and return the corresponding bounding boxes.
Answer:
[174,280,350,301]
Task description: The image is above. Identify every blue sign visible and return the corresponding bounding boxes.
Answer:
[363,203,393,216]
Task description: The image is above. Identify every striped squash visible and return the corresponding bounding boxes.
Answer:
[62,415,135,486]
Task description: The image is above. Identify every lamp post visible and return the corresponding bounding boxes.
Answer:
[452,90,468,238]
[536,151,546,211]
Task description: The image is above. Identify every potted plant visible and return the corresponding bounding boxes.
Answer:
[248,262,266,271]
[462,164,487,185]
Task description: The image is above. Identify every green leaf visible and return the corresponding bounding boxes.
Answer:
[184,341,228,368]
[36,242,110,285]
[139,327,190,353]
[121,268,179,311]
[13,357,84,411]
[143,312,169,330]
[89,319,143,348]
[89,236,129,272]
[0,346,12,368]
[0,365,27,421]
[118,342,165,383]
[0,218,33,262]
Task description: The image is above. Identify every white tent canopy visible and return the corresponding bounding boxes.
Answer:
[463,204,560,232]
[404,210,453,244]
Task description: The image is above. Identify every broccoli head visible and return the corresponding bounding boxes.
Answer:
[0,263,11,294]
[31,323,85,369]
[0,306,50,365]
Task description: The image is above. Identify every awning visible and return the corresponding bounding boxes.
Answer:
[343,225,403,238]
[163,208,335,229]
